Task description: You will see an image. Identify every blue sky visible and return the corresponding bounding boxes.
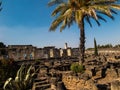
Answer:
[0,0,120,48]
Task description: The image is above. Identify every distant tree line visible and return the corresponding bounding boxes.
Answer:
[87,44,120,50]
[97,44,120,48]
[97,44,113,48]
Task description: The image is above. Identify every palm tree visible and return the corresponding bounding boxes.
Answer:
[48,0,120,63]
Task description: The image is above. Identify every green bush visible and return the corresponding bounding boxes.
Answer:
[70,63,85,73]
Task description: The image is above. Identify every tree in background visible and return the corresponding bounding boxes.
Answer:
[0,42,6,48]
[114,44,120,48]
[94,38,98,56]
[97,44,113,48]
[48,0,120,63]
[0,42,7,56]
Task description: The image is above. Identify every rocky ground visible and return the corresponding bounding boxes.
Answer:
[32,54,120,90]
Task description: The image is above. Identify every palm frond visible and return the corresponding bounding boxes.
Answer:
[92,5,114,20]
[97,15,107,22]
[110,9,117,14]
[68,17,74,28]
[3,78,12,90]
[92,0,116,5]
[52,3,66,16]
[60,17,67,32]
[0,1,2,6]
[94,19,101,26]
[98,11,114,20]
[85,16,92,27]
[60,8,73,31]
[49,0,120,31]
[110,4,120,9]
[90,8,98,20]
[0,1,2,11]
[48,0,64,6]
[75,10,83,24]
[49,15,64,31]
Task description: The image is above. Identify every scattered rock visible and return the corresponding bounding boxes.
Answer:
[111,80,120,90]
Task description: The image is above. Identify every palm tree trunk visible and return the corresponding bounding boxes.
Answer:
[79,19,85,64]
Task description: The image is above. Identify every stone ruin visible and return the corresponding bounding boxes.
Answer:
[31,53,120,90]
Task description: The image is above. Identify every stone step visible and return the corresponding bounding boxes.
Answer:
[34,78,47,82]
[34,79,41,82]
[45,88,51,90]
[35,84,51,90]
[35,80,49,86]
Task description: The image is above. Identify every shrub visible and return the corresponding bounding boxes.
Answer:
[0,59,19,89]
[3,64,37,90]
[70,63,85,74]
